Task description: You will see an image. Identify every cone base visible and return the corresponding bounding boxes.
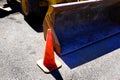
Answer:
[37,59,62,73]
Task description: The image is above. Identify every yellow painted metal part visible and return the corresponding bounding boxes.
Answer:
[22,0,29,15]
[48,0,63,4]
[48,0,77,5]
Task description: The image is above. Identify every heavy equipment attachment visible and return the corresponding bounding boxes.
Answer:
[43,0,120,55]
[6,0,120,55]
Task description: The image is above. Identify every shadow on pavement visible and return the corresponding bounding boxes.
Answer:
[37,64,63,80]
[60,33,120,69]
[0,8,11,18]
[24,7,48,32]
[24,16,43,32]
[0,3,44,32]
[50,69,63,80]
[0,4,21,18]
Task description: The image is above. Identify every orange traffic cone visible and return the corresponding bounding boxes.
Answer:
[37,29,62,73]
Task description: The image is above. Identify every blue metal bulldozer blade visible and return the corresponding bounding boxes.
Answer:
[53,5,120,55]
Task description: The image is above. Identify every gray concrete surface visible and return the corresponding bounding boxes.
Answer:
[0,1,120,80]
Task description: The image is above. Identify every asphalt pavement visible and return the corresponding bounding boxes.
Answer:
[0,1,120,80]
